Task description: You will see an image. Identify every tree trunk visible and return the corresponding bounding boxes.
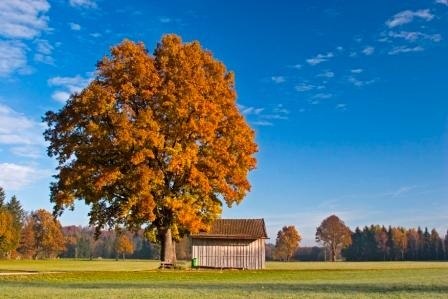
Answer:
[160,227,175,263]
[330,244,336,262]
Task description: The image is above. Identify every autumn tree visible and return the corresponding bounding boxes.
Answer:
[375,226,388,261]
[43,35,257,263]
[316,215,352,262]
[17,216,36,259]
[116,233,134,260]
[391,227,407,260]
[0,191,23,258]
[0,209,15,257]
[274,225,301,261]
[32,209,66,259]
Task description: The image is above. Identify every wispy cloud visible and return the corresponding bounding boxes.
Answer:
[295,83,324,92]
[0,103,44,146]
[306,52,334,65]
[69,0,97,9]
[251,121,273,127]
[386,9,434,28]
[239,104,289,126]
[362,46,375,55]
[351,68,363,74]
[290,64,302,69]
[388,31,442,42]
[312,93,332,100]
[0,162,50,190]
[48,74,92,103]
[238,105,264,116]
[0,0,50,39]
[317,70,335,78]
[348,76,376,87]
[33,39,53,65]
[336,103,347,111]
[436,0,448,6]
[159,17,171,23]
[69,22,81,31]
[0,102,47,163]
[388,45,424,55]
[0,0,52,76]
[271,76,285,84]
[0,41,29,76]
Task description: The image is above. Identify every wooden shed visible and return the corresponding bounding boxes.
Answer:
[191,219,268,269]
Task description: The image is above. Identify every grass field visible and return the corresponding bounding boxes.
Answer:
[0,260,447,298]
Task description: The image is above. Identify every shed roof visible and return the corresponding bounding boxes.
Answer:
[191,218,268,240]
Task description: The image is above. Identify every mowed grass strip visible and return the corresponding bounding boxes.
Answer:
[0,261,447,298]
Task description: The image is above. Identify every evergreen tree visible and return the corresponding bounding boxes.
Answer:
[6,196,25,228]
[0,186,5,207]
[342,227,363,261]
[374,225,388,261]
[444,230,448,260]
[417,227,424,259]
[386,226,395,260]
[422,227,431,260]
[429,229,443,260]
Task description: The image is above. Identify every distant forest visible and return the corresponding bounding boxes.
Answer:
[1,187,447,261]
[267,225,448,262]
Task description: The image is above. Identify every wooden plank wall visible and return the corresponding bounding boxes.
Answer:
[191,238,265,269]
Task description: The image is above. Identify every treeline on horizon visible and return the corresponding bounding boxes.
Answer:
[268,224,448,262]
[1,186,448,261]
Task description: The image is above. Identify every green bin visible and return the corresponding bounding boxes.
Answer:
[191,258,198,268]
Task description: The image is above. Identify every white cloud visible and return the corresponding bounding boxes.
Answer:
[348,76,376,87]
[273,104,289,115]
[238,105,264,116]
[10,146,42,159]
[362,46,375,55]
[69,22,81,31]
[48,74,91,103]
[306,52,334,65]
[51,91,71,103]
[351,69,363,74]
[239,104,288,126]
[336,103,347,110]
[0,0,50,39]
[251,121,273,127]
[388,45,424,55]
[386,9,434,28]
[159,17,171,23]
[435,0,448,6]
[312,93,332,99]
[317,70,335,78]
[295,83,318,92]
[34,39,54,65]
[0,41,28,76]
[0,163,50,190]
[271,76,285,84]
[260,104,289,120]
[0,0,52,76]
[0,103,44,146]
[69,0,97,9]
[90,32,101,38]
[291,64,302,69]
[388,31,442,42]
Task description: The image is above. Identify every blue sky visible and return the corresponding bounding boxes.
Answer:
[0,0,447,245]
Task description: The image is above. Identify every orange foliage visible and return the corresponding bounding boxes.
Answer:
[44,35,257,244]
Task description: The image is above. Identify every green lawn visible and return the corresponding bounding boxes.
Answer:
[0,260,447,298]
